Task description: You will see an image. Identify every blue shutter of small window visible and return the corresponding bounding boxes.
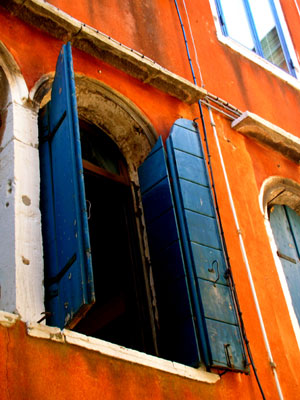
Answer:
[39,43,95,329]
[270,205,300,323]
[166,119,247,371]
[138,137,201,367]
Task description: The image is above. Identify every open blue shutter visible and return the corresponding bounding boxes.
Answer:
[138,137,201,367]
[39,43,95,329]
[166,119,247,371]
[270,205,300,323]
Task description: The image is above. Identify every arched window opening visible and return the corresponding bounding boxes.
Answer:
[37,46,157,356]
[74,120,154,352]
[38,97,156,354]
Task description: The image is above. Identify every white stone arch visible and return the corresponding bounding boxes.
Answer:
[31,73,157,180]
[0,41,29,149]
[0,41,28,105]
[260,176,300,349]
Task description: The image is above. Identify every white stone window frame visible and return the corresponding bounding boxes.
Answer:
[208,0,300,88]
[0,41,44,322]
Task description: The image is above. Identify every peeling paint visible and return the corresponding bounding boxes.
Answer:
[0,310,20,327]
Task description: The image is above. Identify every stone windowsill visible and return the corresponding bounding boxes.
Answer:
[232,111,300,164]
[0,0,207,105]
[0,310,219,384]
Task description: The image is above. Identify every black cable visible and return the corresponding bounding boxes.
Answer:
[173,1,266,399]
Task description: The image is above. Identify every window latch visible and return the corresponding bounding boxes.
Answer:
[224,343,234,368]
[40,110,67,143]
[45,253,77,286]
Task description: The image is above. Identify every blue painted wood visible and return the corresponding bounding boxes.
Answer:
[270,205,298,260]
[39,105,60,316]
[206,320,246,369]
[138,136,201,367]
[285,206,300,258]
[191,243,227,285]
[166,118,247,371]
[173,150,208,186]
[186,210,222,249]
[180,180,215,217]
[270,205,300,323]
[39,43,95,329]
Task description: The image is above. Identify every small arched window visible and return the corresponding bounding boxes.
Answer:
[269,204,300,324]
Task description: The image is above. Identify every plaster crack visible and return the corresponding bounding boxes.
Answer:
[14,136,38,149]
[0,136,38,153]
[0,136,13,154]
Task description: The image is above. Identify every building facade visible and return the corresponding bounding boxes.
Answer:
[1,0,300,398]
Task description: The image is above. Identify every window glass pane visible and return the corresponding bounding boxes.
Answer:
[80,122,120,175]
[220,0,255,50]
[248,0,288,71]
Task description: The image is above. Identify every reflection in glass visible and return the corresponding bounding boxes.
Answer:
[248,0,288,71]
[220,0,255,50]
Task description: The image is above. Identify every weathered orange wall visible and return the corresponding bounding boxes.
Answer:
[1,0,300,399]
[0,319,289,400]
[45,0,300,136]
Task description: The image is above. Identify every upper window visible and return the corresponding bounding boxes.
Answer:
[215,0,296,76]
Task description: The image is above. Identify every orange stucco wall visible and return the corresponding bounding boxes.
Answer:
[1,0,300,399]
[45,0,300,136]
[0,319,290,400]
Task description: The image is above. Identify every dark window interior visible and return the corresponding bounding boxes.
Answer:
[74,121,155,354]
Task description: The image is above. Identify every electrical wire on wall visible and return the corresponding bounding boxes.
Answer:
[172,1,279,399]
[181,0,204,87]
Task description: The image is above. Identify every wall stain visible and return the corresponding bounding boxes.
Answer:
[22,256,30,265]
[22,195,31,206]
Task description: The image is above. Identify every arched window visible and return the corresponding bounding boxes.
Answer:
[261,176,300,343]
[37,46,156,356]
[38,43,248,372]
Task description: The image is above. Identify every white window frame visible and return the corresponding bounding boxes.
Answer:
[208,0,300,87]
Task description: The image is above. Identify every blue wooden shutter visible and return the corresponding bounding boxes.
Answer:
[138,137,201,367]
[270,205,300,323]
[39,43,95,329]
[166,119,247,371]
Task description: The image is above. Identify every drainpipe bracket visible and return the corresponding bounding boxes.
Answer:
[270,361,277,370]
